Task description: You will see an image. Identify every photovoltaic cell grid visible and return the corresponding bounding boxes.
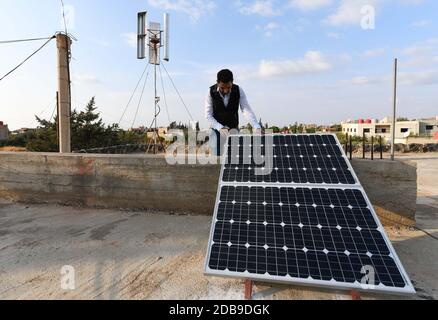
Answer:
[205,134,415,295]
[222,135,357,185]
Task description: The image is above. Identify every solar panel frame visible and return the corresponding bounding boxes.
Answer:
[204,133,415,295]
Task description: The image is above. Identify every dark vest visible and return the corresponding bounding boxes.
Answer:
[210,84,240,129]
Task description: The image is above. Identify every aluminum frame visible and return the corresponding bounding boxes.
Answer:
[204,133,416,295]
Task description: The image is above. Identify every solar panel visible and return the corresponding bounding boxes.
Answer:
[223,135,357,185]
[205,134,415,295]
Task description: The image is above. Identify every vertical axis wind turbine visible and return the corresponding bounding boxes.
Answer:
[137,11,170,154]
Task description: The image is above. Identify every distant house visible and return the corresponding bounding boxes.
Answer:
[341,117,438,140]
[10,127,36,135]
[0,121,9,141]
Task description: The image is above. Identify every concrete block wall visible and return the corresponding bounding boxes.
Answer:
[0,152,220,214]
[0,152,416,225]
[352,158,417,226]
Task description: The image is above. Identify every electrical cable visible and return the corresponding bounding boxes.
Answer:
[0,36,55,83]
[0,36,54,44]
[131,66,151,129]
[158,64,171,125]
[161,62,195,122]
[118,64,150,126]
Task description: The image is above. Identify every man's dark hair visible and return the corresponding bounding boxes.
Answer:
[217,69,234,83]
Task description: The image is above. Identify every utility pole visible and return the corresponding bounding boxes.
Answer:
[56,33,71,153]
[391,58,398,161]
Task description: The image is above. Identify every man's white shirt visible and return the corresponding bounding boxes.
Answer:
[205,86,261,131]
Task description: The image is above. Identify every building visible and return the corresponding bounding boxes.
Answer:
[0,121,9,141]
[10,128,36,135]
[341,117,438,140]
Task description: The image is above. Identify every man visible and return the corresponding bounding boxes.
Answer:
[205,69,261,155]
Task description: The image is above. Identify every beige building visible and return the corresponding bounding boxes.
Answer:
[0,121,9,141]
[342,117,438,141]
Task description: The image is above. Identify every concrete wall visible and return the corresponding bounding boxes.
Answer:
[0,152,220,215]
[353,158,417,226]
[0,152,416,225]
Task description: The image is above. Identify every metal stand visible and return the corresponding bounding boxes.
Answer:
[145,58,166,154]
[244,279,253,300]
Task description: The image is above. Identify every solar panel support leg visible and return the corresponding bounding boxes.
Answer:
[244,279,253,300]
[350,290,361,300]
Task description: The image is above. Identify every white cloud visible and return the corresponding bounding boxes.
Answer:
[410,20,431,27]
[72,74,101,84]
[147,0,216,21]
[258,51,332,78]
[349,75,388,85]
[256,22,280,37]
[346,70,438,86]
[265,22,280,30]
[289,0,333,11]
[324,0,426,26]
[401,38,438,67]
[324,0,380,26]
[237,0,281,17]
[327,32,340,39]
[362,48,386,58]
[399,70,438,85]
[122,33,137,48]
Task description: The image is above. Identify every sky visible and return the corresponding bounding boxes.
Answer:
[0,0,437,130]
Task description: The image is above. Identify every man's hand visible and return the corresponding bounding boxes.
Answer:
[253,128,262,135]
[219,128,229,139]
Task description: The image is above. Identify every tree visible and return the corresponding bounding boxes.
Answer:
[26,116,58,152]
[27,97,123,152]
[71,97,122,150]
[269,126,280,133]
[168,121,178,129]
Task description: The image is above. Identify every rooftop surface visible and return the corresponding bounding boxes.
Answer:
[0,154,436,300]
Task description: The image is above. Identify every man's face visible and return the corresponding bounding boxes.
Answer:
[217,81,233,95]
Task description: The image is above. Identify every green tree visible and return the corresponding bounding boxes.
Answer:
[26,116,59,152]
[71,97,120,151]
[269,126,280,133]
[27,97,123,152]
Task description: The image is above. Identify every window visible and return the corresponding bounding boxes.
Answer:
[381,129,387,133]
[426,125,434,130]
[364,128,371,133]
[401,128,409,133]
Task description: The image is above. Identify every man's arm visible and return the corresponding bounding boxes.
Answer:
[205,90,225,131]
[239,87,261,130]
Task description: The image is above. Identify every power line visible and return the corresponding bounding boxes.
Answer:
[161,62,195,122]
[0,36,54,45]
[0,36,55,83]
[131,66,151,129]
